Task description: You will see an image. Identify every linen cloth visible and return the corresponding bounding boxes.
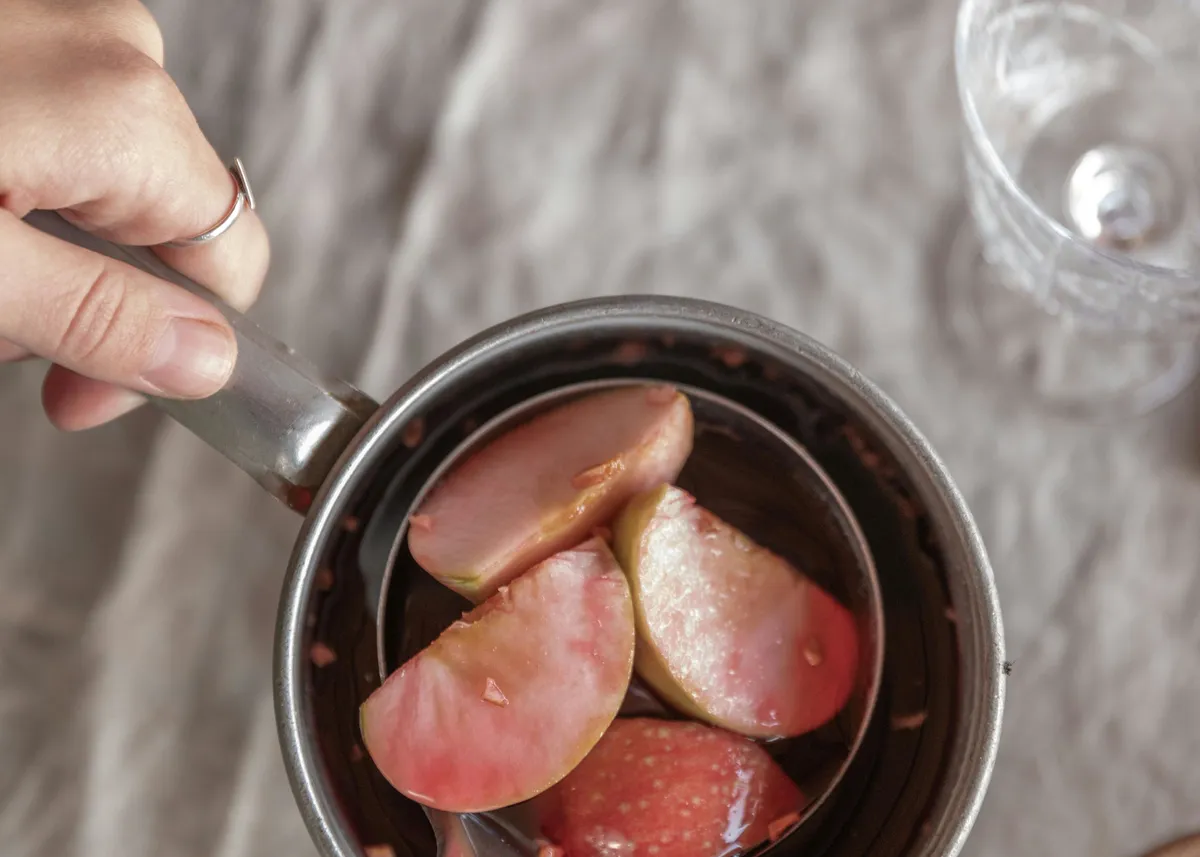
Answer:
[2,1,1198,855]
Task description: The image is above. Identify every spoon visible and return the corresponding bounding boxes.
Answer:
[374,379,885,855]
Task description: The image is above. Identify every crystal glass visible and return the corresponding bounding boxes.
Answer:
[948,0,1200,419]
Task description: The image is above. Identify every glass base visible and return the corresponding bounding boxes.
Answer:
[940,221,1199,422]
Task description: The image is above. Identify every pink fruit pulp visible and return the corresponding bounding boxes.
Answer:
[616,485,860,738]
[360,539,636,813]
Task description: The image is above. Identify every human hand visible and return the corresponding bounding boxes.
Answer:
[0,0,270,430]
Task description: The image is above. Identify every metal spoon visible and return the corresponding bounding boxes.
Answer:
[376,379,886,855]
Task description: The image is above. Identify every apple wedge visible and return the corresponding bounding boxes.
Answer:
[613,484,859,738]
[536,718,804,857]
[360,538,636,812]
[407,384,693,601]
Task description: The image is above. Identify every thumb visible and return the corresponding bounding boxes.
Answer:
[0,211,236,398]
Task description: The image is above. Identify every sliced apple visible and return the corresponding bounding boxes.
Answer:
[613,484,859,738]
[407,384,694,601]
[359,538,636,813]
[535,718,804,857]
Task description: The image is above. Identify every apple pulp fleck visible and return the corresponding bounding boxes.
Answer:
[310,642,337,668]
[712,346,747,368]
[482,677,509,707]
[402,418,425,449]
[287,485,313,513]
[891,711,928,730]
[613,341,649,365]
[768,812,802,841]
[572,458,625,489]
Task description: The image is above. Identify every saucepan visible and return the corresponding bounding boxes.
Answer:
[26,210,1005,857]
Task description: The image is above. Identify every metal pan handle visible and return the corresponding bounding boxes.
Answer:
[23,210,379,513]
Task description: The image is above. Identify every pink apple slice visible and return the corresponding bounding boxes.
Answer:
[613,484,859,738]
[359,538,636,813]
[535,718,804,857]
[407,384,693,601]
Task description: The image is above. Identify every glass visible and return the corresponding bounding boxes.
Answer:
[948,0,1200,419]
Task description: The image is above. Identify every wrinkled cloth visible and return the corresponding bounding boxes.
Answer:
[2,1,1199,856]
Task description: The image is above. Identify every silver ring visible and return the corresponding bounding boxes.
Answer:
[163,158,256,248]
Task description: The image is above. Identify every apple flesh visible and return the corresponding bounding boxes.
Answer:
[359,538,636,812]
[407,385,694,601]
[613,484,859,738]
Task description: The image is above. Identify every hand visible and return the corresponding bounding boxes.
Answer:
[0,0,270,430]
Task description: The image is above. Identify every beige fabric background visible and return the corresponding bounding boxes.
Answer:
[2,1,1199,856]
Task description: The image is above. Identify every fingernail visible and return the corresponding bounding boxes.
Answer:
[140,319,236,397]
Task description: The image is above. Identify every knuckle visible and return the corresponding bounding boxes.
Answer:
[72,1,166,65]
[107,51,179,113]
[24,1,165,65]
[91,50,189,171]
[81,40,178,119]
[56,266,148,367]
[107,1,166,64]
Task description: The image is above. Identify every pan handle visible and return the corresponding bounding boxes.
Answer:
[23,210,379,514]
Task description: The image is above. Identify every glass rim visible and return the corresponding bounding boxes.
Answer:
[953,0,1198,289]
